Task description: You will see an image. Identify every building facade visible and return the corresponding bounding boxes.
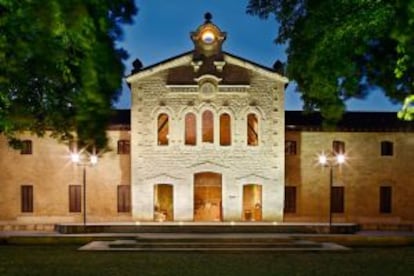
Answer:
[0,16,413,229]
[126,15,287,222]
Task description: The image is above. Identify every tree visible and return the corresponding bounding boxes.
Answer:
[398,95,414,121]
[0,0,137,149]
[247,0,414,123]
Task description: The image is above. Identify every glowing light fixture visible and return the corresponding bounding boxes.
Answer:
[70,148,98,227]
[71,153,80,164]
[317,151,347,233]
[336,154,345,164]
[201,30,215,44]
[318,154,328,165]
[90,155,98,165]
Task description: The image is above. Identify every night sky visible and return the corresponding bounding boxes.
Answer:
[115,0,401,112]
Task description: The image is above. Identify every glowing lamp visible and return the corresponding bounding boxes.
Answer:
[201,30,215,44]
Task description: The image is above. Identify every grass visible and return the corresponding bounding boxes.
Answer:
[0,245,413,275]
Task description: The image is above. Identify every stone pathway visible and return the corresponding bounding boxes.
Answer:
[78,233,350,252]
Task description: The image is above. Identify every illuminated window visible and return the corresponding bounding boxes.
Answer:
[284,186,297,213]
[117,140,130,154]
[219,113,231,146]
[285,140,297,155]
[331,186,344,213]
[154,184,174,221]
[202,110,214,143]
[332,140,345,154]
[20,140,32,155]
[247,114,258,146]
[157,113,169,145]
[69,185,81,213]
[117,185,131,213]
[243,184,262,221]
[185,113,197,145]
[379,186,392,213]
[381,141,393,156]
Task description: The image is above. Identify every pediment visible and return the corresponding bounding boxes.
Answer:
[236,173,270,182]
[187,160,230,171]
[126,51,288,85]
[145,173,183,182]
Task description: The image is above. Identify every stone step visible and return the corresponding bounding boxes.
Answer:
[133,236,295,243]
[109,241,321,249]
[56,223,360,234]
[80,239,349,252]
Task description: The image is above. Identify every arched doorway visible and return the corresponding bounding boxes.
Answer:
[242,184,262,221]
[194,172,222,221]
[153,184,173,221]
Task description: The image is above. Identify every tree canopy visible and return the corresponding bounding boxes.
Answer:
[0,0,137,149]
[247,0,414,123]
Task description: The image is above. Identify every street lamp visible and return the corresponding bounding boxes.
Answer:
[318,152,345,233]
[70,150,98,226]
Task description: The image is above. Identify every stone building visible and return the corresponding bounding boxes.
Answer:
[126,14,287,222]
[0,15,413,230]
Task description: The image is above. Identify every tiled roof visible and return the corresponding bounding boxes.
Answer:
[108,109,130,130]
[127,50,278,83]
[285,111,414,132]
[167,61,250,85]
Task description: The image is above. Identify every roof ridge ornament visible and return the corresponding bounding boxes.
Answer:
[191,13,226,58]
[204,12,212,23]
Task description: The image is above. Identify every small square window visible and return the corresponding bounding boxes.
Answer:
[117,140,130,154]
[20,140,32,155]
[285,140,297,155]
[332,140,345,154]
[381,141,393,156]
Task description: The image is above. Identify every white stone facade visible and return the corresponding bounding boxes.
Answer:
[127,53,287,222]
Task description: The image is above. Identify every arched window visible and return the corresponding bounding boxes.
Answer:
[157,113,169,145]
[247,113,258,146]
[202,110,214,143]
[220,113,231,146]
[185,113,197,145]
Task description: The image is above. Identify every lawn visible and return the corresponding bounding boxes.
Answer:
[0,245,413,276]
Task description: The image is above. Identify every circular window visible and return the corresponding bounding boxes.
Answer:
[201,31,215,44]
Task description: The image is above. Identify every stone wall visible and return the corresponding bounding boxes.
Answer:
[285,130,414,224]
[130,60,285,222]
[0,130,132,223]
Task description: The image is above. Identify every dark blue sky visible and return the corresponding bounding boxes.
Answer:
[115,0,401,111]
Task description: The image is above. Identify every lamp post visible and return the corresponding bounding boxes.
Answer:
[71,151,98,226]
[318,152,345,233]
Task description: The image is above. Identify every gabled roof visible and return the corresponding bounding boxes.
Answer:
[126,50,288,84]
